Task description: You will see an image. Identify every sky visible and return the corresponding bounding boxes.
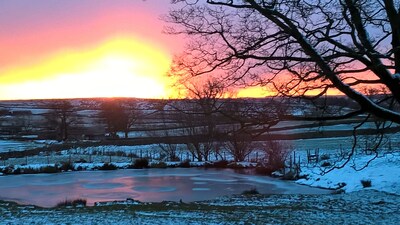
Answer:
[0,0,183,100]
[0,0,269,100]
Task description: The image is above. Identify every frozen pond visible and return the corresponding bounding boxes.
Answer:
[0,168,330,207]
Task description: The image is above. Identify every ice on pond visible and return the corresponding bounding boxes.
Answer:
[0,168,331,207]
[191,176,238,183]
[193,182,208,185]
[192,188,211,191]
[82,182,125,189]
[133,186,176,192]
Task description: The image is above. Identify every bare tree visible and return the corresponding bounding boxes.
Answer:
[12,111,33,134]
[166,0,400,124]
[219,98,285,161]
[45,100,76,141]
[224,126,255,162]
[166,0,400,169]
[99,99,141,139]
[148,102,181,161]
[174,79,225,161]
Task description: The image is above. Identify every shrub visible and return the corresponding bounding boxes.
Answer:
[129,158,149,169]
[13,167,21,175]
[321,161,331,167]
[150,161,168,168]
[179,160,191,168]
[40,166,59,173]
[262,140,292,172]
[2,166,14,175]
[56,198,87,207]
[227,162,245,169]
[76,166,84,171]
[212,160,229,168]
[241,188,259,195]
[20,167,40,174]
[98,163,117,170]
[361,179,372,188]
[59,161,75,171]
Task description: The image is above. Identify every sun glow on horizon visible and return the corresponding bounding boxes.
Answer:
[0,36,176,100]
[236,86,274,98]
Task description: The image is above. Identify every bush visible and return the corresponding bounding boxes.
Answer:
[76,166,84,171]
[150,161,168,168]
[212,160,229,168]
[20,167,40,174]
[227,162,245,169]
[56,198,87,207]
[1,166,14,175]
[241,188,259,195]
[98,163,117,170]
[129,158,149,169]
[179,160,191,168]
[321,161,331,167]
[59,161,75,171]
[40,166,59,173]
[263,140,292,172]
[13,167,21,175]
[361,179,372,188]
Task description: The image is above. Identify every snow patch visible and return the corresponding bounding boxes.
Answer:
[297,152,400,195]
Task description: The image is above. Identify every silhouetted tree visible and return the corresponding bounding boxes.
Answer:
[99,100,141,139]
[166,0,400,123]
[166,0,400,169]
[173,79,225,161]
[45,100,75,141]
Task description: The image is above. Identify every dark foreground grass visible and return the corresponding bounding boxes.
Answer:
[1,191,400,225]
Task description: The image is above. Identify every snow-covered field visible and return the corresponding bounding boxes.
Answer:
[297,152,400,194]
[1,137,399,224]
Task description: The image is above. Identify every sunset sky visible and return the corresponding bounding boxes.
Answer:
[0,0,268,100]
